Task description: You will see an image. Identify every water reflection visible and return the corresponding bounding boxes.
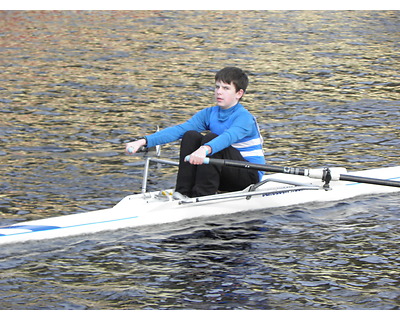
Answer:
[0,10,399,310]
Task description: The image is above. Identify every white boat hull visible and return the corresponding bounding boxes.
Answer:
[1,166,399,245]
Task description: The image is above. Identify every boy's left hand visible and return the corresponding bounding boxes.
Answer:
[186,145,211,165]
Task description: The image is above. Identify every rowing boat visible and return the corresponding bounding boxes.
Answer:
[1,154,399,245]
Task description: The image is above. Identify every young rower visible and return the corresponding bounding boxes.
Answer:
[125,67,265,199]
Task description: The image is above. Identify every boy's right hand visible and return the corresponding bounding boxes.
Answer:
[125,139,146,154]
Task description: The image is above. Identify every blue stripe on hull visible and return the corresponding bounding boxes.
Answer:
[0,215,139,238]
[2,225,60,231]
[0,225,60,236]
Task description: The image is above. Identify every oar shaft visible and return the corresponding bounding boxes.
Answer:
[206,158,307,176]
[339,174,400,188]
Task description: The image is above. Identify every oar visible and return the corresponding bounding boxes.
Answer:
[187,157,400,188]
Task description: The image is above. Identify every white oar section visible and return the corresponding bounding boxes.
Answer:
[298,167,345,180]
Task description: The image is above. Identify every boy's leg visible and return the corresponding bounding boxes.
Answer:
[175,130,203,196]
[218,151,259,192]
[190,132,219,197]
[191,133,259,197]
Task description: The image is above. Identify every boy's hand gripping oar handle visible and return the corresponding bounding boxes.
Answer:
[128,146,147,154]
[184,155,210,163]
[128,146,155,154]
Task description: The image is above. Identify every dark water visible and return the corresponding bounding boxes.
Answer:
[1,10,400,310]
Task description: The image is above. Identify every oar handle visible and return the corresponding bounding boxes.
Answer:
[184,155,210,164]
[128,146,148,154]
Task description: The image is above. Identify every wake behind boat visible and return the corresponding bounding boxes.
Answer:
[1,153,399,245]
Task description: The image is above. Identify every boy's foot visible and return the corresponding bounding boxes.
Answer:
[172,191,189,200]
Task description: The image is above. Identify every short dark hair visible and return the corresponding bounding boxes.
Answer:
[215,67,249,93]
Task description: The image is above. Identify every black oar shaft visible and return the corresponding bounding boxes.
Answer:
[340,174,400,188]
[208,158,307,175]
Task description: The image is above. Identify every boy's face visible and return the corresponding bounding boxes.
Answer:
[215,81,244,109]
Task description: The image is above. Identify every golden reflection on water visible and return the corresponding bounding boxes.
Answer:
[0,10,399,217]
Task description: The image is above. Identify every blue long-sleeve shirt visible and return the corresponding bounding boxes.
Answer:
[145,103,265,180]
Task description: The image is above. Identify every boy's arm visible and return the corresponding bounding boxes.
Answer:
[143,108,211,148]
[125,108,211,152]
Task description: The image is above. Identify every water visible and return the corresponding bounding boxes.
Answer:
[0,10,399,309]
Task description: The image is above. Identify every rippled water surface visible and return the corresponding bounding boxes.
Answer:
[0,10,400,310]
